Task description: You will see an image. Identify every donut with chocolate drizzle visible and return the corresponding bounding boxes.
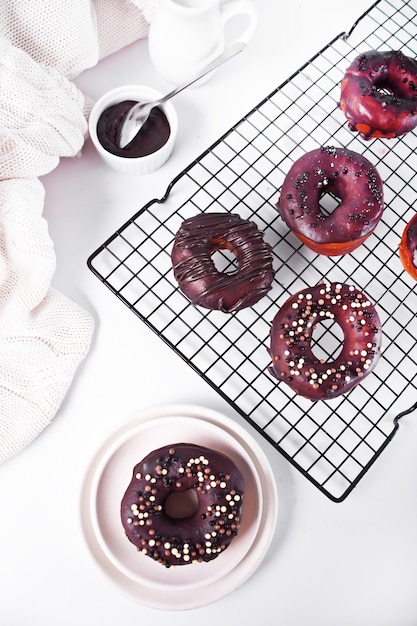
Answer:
[268,281,382,401]
[339,50,417,140]
[276,146,383,256]
[171,212,274,312]
[120,443,245,568]
[399,212,417,281]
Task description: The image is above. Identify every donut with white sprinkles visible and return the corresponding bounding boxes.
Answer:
[120,443,245,567]
[267,282,382,401]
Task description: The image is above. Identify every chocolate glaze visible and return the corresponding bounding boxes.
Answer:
[399,212,417,280]
[340,50,417,139]
[171,212,274,312]
[96,99,170,158]
[120,443,245,568]
[268,281,382,401]
[277,146,384,256]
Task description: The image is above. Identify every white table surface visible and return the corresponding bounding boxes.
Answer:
[2,1,417,624]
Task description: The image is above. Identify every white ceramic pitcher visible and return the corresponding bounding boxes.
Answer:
[148,0,257,84]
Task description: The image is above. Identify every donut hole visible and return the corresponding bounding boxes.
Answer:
[373,80,394,97]
[164,488,199,519]
[311,319,344,361]
[211,246,238,275]
[319,192,342,217]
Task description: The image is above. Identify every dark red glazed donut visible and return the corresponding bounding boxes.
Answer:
[268,281,382,401]
[171,212,274,312]
[399,212,417,281]
[120,443,245,567]
[340,50,417,140]
[276,146,383,256]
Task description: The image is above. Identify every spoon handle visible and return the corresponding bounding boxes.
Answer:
[155,41,247,107]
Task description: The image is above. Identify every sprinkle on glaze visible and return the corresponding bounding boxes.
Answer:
[268,281,382,400]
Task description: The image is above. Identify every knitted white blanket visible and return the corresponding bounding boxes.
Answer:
[0,0,157,463]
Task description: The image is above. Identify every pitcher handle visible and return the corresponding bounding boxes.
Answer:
[219,0,258,45]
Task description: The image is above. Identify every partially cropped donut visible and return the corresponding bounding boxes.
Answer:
[276,146,384,256]
[268,281,382,401]
[120,443,245,567]
[171,212,274,312]
[340,50,417,140]
[399,212,417,280]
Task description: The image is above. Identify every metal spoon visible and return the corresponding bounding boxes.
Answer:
[119,41,246,149]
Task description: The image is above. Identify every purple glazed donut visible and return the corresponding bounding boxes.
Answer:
[340,50,417,140]
[276,146,383,256]
[399,212,417,281]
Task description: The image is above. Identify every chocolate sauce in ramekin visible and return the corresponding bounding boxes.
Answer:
[96,100,170,158]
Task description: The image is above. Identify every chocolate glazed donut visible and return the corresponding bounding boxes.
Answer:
[268,281,382,401]
[276,146,384,256]
[120,443,245,567]
[340,50,417,140]
[171,212,274,312]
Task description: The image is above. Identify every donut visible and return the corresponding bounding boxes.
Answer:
[399,212,417,280]
[120,443,245,567]
[276,146,384,256]
[267,281,382,401]
[171,212,274,312]
[339,50,417,140]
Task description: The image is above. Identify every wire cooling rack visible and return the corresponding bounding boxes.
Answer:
[88,0,417,502]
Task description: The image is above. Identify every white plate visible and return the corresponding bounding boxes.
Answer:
[81,404,278,610]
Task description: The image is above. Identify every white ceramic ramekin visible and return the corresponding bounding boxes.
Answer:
[88,85,178,175]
